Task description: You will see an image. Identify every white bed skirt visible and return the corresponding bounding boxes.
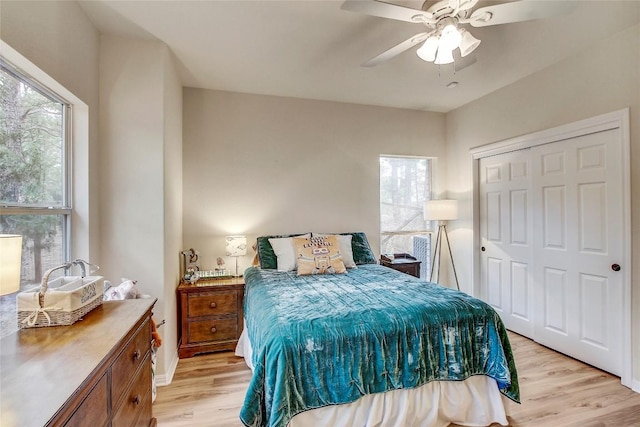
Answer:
[235,329,511,427]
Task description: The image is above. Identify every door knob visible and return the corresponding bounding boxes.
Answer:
[481,246,486,252]
[611,264,621,272]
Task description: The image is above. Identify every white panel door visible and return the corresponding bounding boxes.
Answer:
[479,150,533,337]
[531,129,623,375]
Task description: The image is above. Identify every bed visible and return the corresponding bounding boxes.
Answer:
[236,233,519,427]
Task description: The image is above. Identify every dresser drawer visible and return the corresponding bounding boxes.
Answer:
[112,355,152,427]
[64,372,109,427]
[112,318,150,405]
[187,317,237,343]
[188,291,237,317]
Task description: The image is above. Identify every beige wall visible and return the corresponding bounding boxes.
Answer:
[1,0,101,260]
[182,88,447,271]
[99,35,182,378]
[445,23,640,388]
[162,48,184,380]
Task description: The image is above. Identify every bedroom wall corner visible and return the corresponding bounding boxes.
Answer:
[99,35,180,380]
[161,47,183,384]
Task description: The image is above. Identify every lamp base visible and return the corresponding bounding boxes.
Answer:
[429,224,460,291]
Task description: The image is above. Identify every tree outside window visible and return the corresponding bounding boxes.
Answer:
[379,155,432,277]
[0,62,70,289]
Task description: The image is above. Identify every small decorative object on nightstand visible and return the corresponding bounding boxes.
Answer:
[380,253,421,278]
[177,276,245,358]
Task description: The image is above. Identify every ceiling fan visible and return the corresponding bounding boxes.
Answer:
[341,0,576,67]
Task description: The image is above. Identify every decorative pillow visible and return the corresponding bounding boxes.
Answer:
[313,233,356,268]
[293,235,347,276]
[269,235,311,272]
[349,232,377,265]
[256,233,310,269]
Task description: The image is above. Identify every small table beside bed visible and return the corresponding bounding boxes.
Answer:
[235,232,519,427]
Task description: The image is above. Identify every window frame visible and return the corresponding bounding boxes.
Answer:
[379,154,434,247]
[0,57,73,262]
[0,39,91,265]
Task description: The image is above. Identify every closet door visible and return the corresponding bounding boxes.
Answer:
[479,149,534,337]
[531,128,623,375]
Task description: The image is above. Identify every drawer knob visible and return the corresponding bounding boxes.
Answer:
[210,326,217,334]
[132,394,141,405]
[132,350,141,361]
[210,302,217,308]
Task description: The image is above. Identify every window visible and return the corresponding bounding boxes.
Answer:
[0,60,71,289]
[380,156,432,277]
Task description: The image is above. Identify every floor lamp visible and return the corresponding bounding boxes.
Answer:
[424,200,460,290]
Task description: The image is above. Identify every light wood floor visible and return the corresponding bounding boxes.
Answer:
[153,332,640,426]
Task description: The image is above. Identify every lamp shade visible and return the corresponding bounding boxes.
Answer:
[225,235,247,257]
[434,46,455,65]
[424,200,458,221]
[459,29,481,57]
[0,234,22,295]
[416,35,439,62]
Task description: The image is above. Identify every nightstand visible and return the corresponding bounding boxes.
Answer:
[177,277,244,358]
[380,253,421,278]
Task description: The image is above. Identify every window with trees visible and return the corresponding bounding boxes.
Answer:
[379,155,432,276]
[0,60,71,289]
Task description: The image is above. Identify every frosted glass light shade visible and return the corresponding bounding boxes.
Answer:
[434,47,454,65]
[225,235,247,257]
[460,29,481,57]
[424,200,458,221]
[439,24,462,51]
[416,36,439,62]
[0,234,22,295]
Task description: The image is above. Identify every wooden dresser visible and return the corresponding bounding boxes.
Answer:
[177,277,244,358]
[0,298,157,427]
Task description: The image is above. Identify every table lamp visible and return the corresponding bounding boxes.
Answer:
[225,235,247,277]
[0,234,23,295]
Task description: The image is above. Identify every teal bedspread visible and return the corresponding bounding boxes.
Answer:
[239,264,519,427]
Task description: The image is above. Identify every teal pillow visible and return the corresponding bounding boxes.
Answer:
[256,233,310,269]
[343,232,377,265]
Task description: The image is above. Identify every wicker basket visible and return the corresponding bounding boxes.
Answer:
[17,267,104,329]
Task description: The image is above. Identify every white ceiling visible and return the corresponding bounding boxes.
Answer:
[78,0,640,113]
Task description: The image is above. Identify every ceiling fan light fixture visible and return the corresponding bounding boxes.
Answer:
[416,35,439,62]
[459,28,481,57]
[438,21,462,51]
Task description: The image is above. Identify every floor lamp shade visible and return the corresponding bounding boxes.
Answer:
[423,201,460,290]
[0,234,22,295]
[424,199,458,221]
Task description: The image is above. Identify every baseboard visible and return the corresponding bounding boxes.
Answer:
[632,379,640,394]
[156,349,179,386]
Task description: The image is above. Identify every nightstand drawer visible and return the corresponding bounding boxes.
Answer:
[188,291,237,317]
[187,317,237,343]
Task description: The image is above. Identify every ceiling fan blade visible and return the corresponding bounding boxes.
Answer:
[341,0,433,24]
[362,32,430,67]
[449,0,479,12]
[469,0,577,27]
